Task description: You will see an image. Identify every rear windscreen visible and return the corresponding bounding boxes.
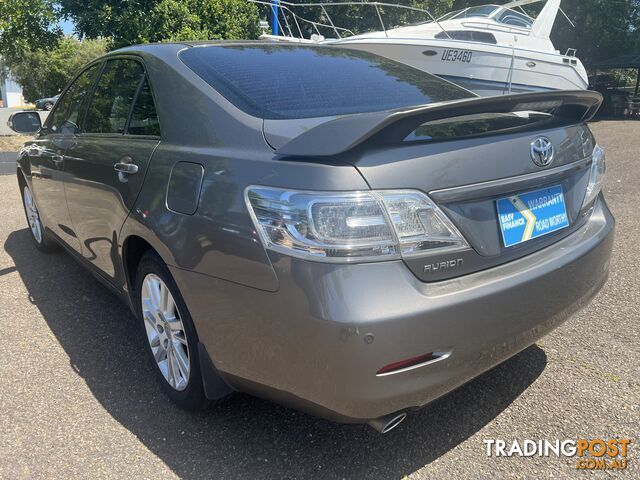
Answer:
[180,45,473,119]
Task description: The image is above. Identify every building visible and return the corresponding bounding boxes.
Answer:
[0,62,25,108]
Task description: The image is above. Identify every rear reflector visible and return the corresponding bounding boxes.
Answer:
[376,351,451,376]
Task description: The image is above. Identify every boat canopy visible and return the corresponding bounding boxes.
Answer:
[438,5,534,29]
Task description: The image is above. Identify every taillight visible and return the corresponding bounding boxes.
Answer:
[582,144,606,210]
[245,187,468,263]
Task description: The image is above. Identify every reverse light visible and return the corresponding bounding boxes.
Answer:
[582,144,606,209]
[379,191,468,257]
[245,187,468,262]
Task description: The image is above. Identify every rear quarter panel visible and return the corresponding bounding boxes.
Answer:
[123,143,369,293]
[119,46,370,292]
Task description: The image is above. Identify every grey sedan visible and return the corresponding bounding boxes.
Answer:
[8,42,613,433]
[34,94,60,111]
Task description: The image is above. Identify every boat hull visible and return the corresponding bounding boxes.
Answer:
[330,38,588,96]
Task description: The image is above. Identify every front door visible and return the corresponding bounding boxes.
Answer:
[28,63,101,252]
[63,57,161,283]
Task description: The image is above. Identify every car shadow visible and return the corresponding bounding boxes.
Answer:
[5,228,548,479]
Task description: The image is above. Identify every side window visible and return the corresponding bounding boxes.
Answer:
[84,59,145,134]
[127,78,161,136]
[47,64,100,134]
[435,31,497,44]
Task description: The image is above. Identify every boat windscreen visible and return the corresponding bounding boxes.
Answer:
[437,9,463,21]
[452,5,501,20]
[495,8,533,28]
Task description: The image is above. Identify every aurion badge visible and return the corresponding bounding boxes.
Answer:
[530,137,554,167]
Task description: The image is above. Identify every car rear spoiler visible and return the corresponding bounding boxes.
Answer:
[274,90,602,158]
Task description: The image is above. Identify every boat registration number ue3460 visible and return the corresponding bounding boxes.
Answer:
[441,49,473,63]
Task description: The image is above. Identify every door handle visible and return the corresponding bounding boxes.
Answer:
[114,157,138,183]
[45,153,64,170]
[114,162,139,174]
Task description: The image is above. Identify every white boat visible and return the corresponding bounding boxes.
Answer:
[255,0,588,96]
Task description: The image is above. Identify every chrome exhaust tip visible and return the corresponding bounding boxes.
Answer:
[368,412,407,434]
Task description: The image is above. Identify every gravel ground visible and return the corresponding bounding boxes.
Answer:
[0,136,30,152]
[0,121,637,479]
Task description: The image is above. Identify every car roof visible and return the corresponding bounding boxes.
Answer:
[110,40,291,54]
[102,40,352,67]
[89,40,292,70]
[174,40,272,47]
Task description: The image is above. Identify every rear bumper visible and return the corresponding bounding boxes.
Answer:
[172,197,614,422]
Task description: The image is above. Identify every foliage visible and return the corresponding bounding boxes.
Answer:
[611,68,640,87]
[57,0,261,48]
[0,0,60,63]
[551,0,640,67]
[1,0,260,99]
[8,37,107,102]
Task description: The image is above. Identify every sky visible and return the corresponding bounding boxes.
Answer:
[59,18,75,35]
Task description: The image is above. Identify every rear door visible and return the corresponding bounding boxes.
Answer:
[63,57,161,282]
[28,63,101,252]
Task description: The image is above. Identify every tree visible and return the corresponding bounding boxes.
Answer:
[550,0,640,67]
[0,0,61,63]
[8,37,107,101]
[58,0,261,48]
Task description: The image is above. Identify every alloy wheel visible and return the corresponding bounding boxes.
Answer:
[141,273,191,391]
[23,186,43,244]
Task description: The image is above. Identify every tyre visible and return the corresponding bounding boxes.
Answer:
[43,102,53,111]
[135,251,211,410]
[20,183,58,252]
